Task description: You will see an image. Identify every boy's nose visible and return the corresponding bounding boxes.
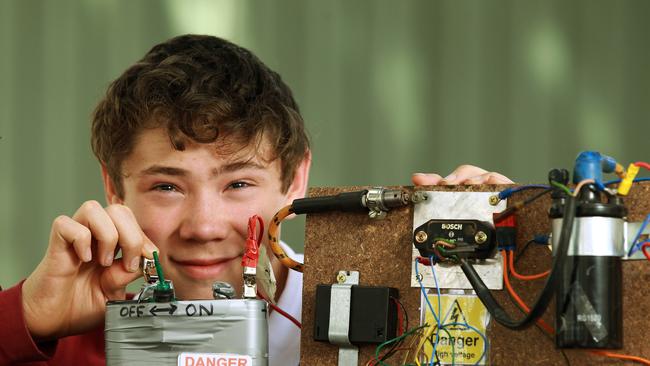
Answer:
[179,195,229,242]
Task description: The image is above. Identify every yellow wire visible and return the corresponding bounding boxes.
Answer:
[402,327,425,365]
[414,323,437,365]
[268,204,304,272]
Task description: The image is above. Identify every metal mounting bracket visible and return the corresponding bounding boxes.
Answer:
[328,270,359,366]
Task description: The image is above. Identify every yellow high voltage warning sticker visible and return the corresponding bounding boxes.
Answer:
[423,293,490,365]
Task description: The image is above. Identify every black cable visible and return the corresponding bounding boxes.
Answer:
[493,188,553,222]
[514,239,535,264]
[502,269,571,366]
[376,297,410,364]
[459,194,576,330]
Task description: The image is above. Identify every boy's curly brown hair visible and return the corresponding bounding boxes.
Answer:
[91,34,309,197]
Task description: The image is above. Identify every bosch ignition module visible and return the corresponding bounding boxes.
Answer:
[413,219,496,260]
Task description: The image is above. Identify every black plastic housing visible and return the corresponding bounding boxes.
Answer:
[413,219,496,260]
[556,256,623,348]
[292,190,367,214]
[551,183,625,349]
[313,285,398,344]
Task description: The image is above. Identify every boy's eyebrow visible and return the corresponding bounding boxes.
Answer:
[138,165,188,177]
[138,161,266,177]
[215,160,266,175]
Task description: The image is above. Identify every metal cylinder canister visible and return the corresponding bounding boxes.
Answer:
[550,186,626,349]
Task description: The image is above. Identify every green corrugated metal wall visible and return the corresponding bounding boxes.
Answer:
[1,0,648,286]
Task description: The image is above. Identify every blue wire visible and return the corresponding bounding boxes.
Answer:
[497,185,550,200]
[429,257,442,366]
[440,322,488,366]
[498,177,650,200]
[604,177,650,186]
[416,257,488,366]
[627,213,650,257]
[415,258,438,323]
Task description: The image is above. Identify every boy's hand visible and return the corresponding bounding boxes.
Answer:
[412,164,513,186]
[21,201,158,340]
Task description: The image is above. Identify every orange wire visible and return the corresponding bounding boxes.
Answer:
[591,351,650,366]
[502,250,650,364]
[502,250,555,335]
[508,248,550,280]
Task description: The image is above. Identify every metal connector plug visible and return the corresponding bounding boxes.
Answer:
[243,266,257,299]
[362,187,428,219]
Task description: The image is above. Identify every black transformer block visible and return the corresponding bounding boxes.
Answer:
[313,285,398,344]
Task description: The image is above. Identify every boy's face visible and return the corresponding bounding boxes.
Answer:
[104,127,308,300]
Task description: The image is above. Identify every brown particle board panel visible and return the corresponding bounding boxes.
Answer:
[300,183,650,366]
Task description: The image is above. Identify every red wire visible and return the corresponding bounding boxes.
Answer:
[257,291,301,329]
[642,242,650,261]
[393,298,404,336]
[634,161,650,171]
[268,302,302,329]
[508,248,550,280]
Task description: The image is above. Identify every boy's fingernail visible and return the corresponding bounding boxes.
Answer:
[144,242,158,257]
[413,173,426,176]
[84,248,92,262]
[129,257,140,272]
[104,253,114,266]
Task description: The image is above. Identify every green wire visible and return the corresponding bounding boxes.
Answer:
[374,324,427,366]
[152,251,170,291]
[439,325,456,366]
[372,323,457,366]
[551,181,572,195]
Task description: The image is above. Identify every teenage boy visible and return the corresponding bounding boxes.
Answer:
[0,34,511,366]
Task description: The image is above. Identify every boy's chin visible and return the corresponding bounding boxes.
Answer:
[173,279,243,300]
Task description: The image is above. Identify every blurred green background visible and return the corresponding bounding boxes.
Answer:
[1,0,649,286]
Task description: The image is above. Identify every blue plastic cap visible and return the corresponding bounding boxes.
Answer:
[573,151,617,183]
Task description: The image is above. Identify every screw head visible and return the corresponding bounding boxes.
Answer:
[336,273,347,284]
[489,195,500,206]
[415,231,428,243]
[475,231,488,244]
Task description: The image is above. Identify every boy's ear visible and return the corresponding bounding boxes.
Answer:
[101,165,123,205]
[284,150,312,204]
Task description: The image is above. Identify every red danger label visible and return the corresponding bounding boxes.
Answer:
[178,353,253,366]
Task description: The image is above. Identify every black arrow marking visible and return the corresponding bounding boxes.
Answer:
[149,304,177,316]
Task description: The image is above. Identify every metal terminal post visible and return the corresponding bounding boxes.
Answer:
[142,257,159,284]
[411,191,429,204]
[243,266,257,299]
[489,195,500,206]
[213,281,236,299]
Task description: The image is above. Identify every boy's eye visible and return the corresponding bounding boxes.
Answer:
[153,183,177,192]
[229,181,250,189]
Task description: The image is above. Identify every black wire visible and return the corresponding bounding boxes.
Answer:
[459,194,577,330]
[503,273,571,366]
[377,297,410,363]
[514,239,535,264]
[493,188,553,222]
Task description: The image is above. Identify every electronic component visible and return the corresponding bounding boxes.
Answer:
[413,219,496,261]
[108,244,269,365]
[551,183,626,349]
[314,284,398,344]
[105,299,268,365]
